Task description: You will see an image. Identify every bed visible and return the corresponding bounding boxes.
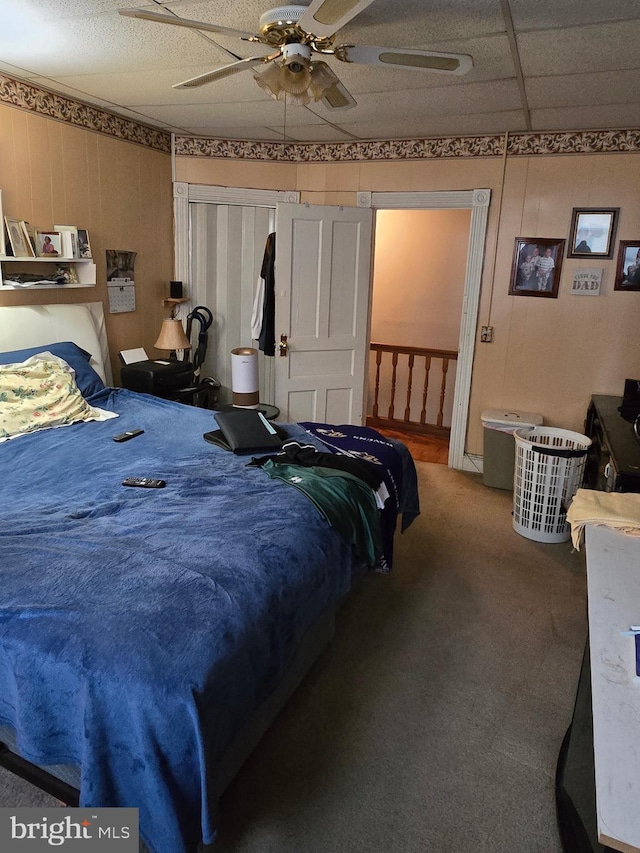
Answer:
[0,302,418,853]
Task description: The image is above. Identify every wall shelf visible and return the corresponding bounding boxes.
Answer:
[0,256,96,289]
[163,297,189,318]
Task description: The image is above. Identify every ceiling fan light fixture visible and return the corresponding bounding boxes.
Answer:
[254,60,312,102]
[254,61,283,98]
[279,61,312,94]
[307,61,338,100]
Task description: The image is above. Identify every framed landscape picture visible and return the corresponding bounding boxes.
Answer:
[567,208,618,259]
[509,237,565,298]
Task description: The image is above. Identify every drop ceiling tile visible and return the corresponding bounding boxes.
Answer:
[526,70,640,110]
[133,99,328,130]
[338,110,526,140]
[339,0,505,45]
[308,78,521,124]
[531,103,640,132]
[276,124,357,142]
[0,4,240,76]
[44,68,265,107]
[517,20,640,77]
[509,0,640,29]
[184,126,287,141]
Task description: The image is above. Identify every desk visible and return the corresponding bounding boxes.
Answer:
[585,525,640,853]
[558,526,640,853]
[585,396,640,493]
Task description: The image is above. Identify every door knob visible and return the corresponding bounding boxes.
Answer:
[278,334,288,357]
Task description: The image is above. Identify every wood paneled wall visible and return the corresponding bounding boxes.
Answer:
[0,103,173,383]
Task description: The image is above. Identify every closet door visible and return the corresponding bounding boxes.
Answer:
[274,203,373,424]
[190,203,275,402]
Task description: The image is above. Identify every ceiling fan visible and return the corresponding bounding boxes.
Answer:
[119,0,473,110]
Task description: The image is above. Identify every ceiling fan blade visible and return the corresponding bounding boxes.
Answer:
[321,79,357,110]
[118,8,255,40]
[338,44,473,75]
[297,0,375,39]
[173,56,271,90]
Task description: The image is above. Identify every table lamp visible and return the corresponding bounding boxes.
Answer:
[154,318,191,357]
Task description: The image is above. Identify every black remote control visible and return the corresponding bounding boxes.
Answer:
[113,429,144,442]
[122,477,166,489]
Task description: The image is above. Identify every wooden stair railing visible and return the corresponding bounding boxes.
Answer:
[367,342,458,437]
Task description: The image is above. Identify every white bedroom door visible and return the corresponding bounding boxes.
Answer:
[274,203,373,424]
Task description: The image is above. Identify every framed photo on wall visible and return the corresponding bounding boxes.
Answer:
[567,208,618,258]
[509,237,565,298]
[614,241,640,291]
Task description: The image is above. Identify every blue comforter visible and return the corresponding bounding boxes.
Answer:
[0,390,361,853]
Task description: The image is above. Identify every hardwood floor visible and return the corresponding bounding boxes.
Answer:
[374,426,449,465]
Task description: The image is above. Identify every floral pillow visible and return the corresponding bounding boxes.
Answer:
[0,353,117,441]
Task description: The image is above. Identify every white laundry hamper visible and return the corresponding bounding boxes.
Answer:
[512,427,592,543]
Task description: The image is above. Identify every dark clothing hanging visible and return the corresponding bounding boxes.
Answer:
[258,232,276,357]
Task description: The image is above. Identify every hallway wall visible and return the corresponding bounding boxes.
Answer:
[369,208,471,428]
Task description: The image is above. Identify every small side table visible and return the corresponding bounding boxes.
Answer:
[120,359,193,398]
[213,402,280,421]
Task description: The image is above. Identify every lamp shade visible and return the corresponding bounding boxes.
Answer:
[155,319,191,351]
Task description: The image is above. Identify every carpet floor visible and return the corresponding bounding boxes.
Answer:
[0,462,588,852]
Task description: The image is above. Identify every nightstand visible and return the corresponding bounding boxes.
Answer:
[120,359,193,399]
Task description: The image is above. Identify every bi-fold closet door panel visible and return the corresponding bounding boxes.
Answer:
[190,202,276,405]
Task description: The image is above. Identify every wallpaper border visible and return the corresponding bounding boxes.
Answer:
[0,75,171,153]
[2,74,639,162]
[174,129,640,161]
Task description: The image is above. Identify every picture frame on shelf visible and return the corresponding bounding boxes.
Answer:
[77,228,92,259]
[5,217,32,258]
[567,208,619,258]
[20,221,37,257]
[614,241,640,291]
[35,230,62,257]
[53,225,78,259]
[509,237,565,298]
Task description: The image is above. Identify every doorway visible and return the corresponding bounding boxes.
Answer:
[367,189,491,470]
[175,184,490,470]
[368,207,471,463]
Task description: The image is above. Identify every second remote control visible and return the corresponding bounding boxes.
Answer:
[113,429,144,442]
[122,477,166,488]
